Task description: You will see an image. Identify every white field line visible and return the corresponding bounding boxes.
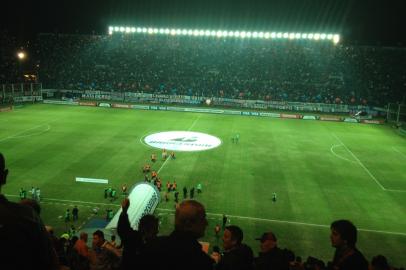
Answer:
[392,147,406,159]
[153,114,202,174]
[187,114,201,131]
[0,119,57,143]
[332,133,386,190]
[6,194,406,237]
[330,144,357,164]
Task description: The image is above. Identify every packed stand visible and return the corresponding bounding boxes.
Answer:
[37,33,406,107]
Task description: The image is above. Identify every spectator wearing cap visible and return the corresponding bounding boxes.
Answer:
[217,225,254,270]
[329,219,368,270]
[253,231,289,270]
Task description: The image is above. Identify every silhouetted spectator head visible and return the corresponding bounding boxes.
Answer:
[330,219,357,248]
[0,153,9,190]
[371,255,390,270]
[139,214,159,241]
[20,198,41,215]
[80,232,88,242]
[256,231,277,252]
[174,199,208,238]
[223,225,243,251]
[92,230,105,248]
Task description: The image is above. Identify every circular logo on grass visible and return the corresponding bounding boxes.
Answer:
[144,131,221,152]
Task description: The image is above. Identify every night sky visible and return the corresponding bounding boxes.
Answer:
[2,0,406,46]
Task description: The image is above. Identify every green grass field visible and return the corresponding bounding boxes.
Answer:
[1,104,405,266]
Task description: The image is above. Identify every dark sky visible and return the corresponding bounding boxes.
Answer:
[2,0,406,46]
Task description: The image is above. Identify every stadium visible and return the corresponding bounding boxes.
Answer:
[1,1,406,269]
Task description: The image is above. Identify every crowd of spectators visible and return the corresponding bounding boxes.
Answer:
[1,152,405,270]
[35,33,406,107]
[1,31,405,107]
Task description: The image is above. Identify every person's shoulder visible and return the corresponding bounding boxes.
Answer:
[1,198,39,221]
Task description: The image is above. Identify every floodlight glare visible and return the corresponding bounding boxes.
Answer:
[17,52,26,60]
[333,34,340,44]
[106,25,340,44]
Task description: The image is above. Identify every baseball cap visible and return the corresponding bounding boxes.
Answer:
[255,232,277,242]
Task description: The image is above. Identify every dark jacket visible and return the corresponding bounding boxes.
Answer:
[0,194,58,270]
[142,230,214,270]
[254,247,289,270]
[117,211,143,270]
[330,247,368,270]
[217,243,254,270]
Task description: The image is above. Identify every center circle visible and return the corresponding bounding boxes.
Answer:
[144,131,222,152]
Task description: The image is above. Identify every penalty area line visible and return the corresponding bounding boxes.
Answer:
[332,133,386,191]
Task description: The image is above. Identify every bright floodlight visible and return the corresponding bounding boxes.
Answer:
[106,25,340,44]
[333,34,340,44]
[17,51,26,60]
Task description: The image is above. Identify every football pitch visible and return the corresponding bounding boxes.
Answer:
[1,104,405,265]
